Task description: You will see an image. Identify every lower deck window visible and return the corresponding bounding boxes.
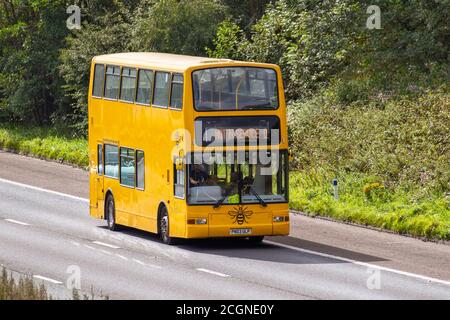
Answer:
[120,148,135,187]
[105,145,119,178]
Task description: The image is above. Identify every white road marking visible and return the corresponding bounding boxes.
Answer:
[265,240,450,286]
[132,258,161,269]
[4,219,30,226]
[92,241,120,249]
[99,249,112,255]
[115,254,129,261]
[0,177,88,203]
[71,241,80,247]
[33,275,63,285]
[196,268,230,278]
[83,244,96,251]
[133,258,145,266]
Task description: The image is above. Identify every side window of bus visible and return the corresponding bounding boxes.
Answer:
[120,67,137,102]
[153,71,170,108]
[92,64,104,98]
[104,145,119,178]
[136,69,153,105]
[170,74,183,110]
[104,65,120,100]
[120,148,135,187]
[97,144,103,175]
[136,151,145,190]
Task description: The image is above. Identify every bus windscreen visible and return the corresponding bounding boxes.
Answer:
[193,67,278,111]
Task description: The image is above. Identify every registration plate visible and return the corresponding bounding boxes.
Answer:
[230,228,252,235]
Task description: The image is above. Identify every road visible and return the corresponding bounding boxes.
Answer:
[0,151,449,299]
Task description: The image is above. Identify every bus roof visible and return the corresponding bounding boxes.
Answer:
[92,52,272,72]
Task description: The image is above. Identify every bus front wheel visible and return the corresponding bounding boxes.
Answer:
[106,195,120,231]
[159,206,178,245]
[248,236,265,244]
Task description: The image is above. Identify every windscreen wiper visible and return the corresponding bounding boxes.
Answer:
[248,187,267,207]
[213,186,235,209]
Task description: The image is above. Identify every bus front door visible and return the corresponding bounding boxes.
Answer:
[96,144,105,218]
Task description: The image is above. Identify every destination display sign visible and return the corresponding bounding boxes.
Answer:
[194,116,280,147]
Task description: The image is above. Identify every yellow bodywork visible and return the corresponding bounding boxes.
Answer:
[88,52,290,239]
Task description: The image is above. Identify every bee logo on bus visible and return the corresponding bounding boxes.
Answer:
[228,206,253,225]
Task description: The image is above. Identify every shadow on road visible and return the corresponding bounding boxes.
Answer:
[98,226,387,265]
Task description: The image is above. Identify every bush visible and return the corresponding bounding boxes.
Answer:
[0,125,88,168]
[288,88,450,193]
[290,170,449,241]
[0,268,49,300]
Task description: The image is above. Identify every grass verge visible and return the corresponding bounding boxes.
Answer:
[290,169,449,241]
[0,268,49,300]
[0,124,88,168]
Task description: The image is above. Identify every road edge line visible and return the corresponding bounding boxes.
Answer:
[265,240,450,286]
[0,177,88,203]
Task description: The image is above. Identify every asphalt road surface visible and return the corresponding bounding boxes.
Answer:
[0,151,449,299]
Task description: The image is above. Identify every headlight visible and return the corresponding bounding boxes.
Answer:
[273,216,284,222]
[196,218,208,225]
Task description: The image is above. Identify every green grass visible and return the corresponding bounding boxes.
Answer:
[0,268,49,300]
[290,169,449,241]
[0,124,88,168]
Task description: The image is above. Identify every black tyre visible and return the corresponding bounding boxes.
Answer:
[106,195,120,231]
[248,236,265,244]
[159,206,178,245]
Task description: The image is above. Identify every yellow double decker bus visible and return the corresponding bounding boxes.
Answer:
[88,52,289,245]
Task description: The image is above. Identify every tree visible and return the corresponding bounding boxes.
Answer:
[208,0,362,100]
[59,2,134,134]
[0,0,69,125]
[130,0,228,56]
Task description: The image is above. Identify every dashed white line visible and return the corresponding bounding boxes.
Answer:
[265,240,450,286]
[132,258,145,266]
[33,275,63,285]
[99,249,112,255]
[83,244,96,251]
[132,258,161,269]
[196,268,230,278]
[0,177,88,203]
[115,254,129,261]
[4,219,30,226]
[92,241,120,249]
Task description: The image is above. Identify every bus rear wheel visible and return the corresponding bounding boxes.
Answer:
[106,195,120,231]
[159,206,178,245]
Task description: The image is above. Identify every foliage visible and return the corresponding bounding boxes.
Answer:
[208,0,363,100]
[0,124,88,167]
[290,170,449,241]
[0,0,70,125]
[288,86,450,192]
[131,0,228,56]
[208,0,450,101]
[59,3,135,135]
[0,268,49,300]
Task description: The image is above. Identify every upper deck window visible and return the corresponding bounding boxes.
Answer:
[92,64,104,98]
[153,71,170,108]
[136,69,153,105]
[193,67,278,111]
[120,67,137,102]
[170,74,184,110]
[104,65,121,100]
